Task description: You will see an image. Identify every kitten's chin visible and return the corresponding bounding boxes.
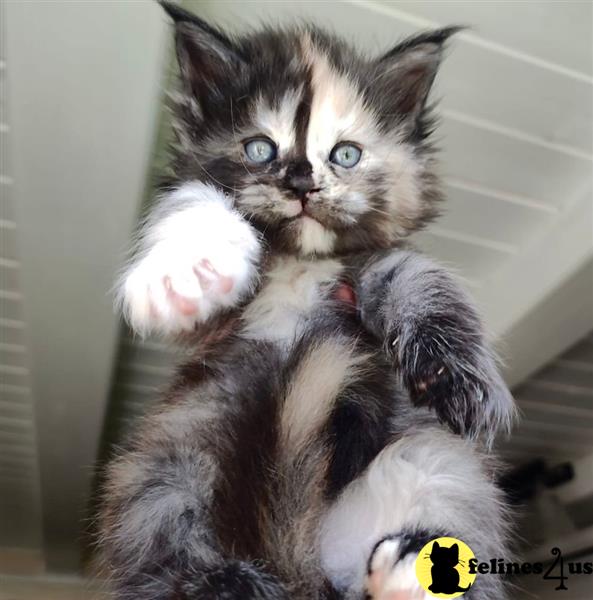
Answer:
[296,216,337,256]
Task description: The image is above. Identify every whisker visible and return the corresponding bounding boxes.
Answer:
[365,205,393,219]
[194,160,241,194]
[230,97,254,178]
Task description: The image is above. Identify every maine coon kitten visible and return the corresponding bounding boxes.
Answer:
[99,3,516,599]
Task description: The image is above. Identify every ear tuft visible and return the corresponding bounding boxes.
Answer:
[381,26,465,62]
[376,26,464,124]
[159,1,200,25]
[160,2,244,109]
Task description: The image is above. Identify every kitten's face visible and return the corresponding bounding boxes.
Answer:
[164,4,455,256]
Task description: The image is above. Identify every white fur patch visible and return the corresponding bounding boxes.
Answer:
[319,429,503,593]
[117,182,261,336]
[297,216,337,255]
[301,37,426,240]
[252,90,300,155]
[281,338,367,452]
[303,38,377,171]
[241,256,343,343]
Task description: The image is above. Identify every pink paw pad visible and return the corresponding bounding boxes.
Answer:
[163,276,200,316]
[195,259,234,294]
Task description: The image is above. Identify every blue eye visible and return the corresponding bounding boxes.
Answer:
[330,143,362,168]
[244,138,277,164]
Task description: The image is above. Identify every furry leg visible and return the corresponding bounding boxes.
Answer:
[319,428,510,600]
[99,400,286,599]
[116,182,262,337]
[356,249,515,444]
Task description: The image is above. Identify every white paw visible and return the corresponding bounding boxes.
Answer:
[366,539,429,600]
[118,186,261,336]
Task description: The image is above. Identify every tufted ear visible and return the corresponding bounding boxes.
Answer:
[160,2,245,107]
[376,27,462,122]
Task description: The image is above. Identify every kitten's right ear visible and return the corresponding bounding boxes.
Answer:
[160,2,245,105]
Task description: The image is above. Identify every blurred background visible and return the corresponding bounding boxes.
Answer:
[1,1,592,599]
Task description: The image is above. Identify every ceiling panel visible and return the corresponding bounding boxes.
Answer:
[439,183,552,248]
[503,332,593,462]
[440,117,591,209]
[382,0,593,77]
[414,230,509,281]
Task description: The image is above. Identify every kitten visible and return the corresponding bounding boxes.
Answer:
[100,3,516,599]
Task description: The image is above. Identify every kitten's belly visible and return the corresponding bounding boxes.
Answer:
[240,255,345,344]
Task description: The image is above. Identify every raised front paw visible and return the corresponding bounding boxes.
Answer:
[365,536,429,600]
[392,316,514,442]
[118,196,261,336]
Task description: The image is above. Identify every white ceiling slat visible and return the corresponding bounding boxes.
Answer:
[528,380,593,398]
[0,372,29,390]
[512,323,593,460]
[443,108,592,162]
[0,264,20,293]
[114,382,159,396]
[414,230,510,281]
[516,383,593,413]
[518,400,593,428]
[0,456,36,468]
[119,362,174,377]
[555,359,593,374]
[534,363,593,391]
[117,369,168,392]
[0,403,33,421]
[440,118,591,210]
[563,339,593,365]
[0,296,23,321]
[517,399,593,421]
[439,184,552,248]
[0,430,35,444]
[0,193,15,224]
[508,429,592,452]
[428,226,517,255]
[0,325,25,347]
[444,178,558,214]
[517,420,593,442]
[0,224,18,261]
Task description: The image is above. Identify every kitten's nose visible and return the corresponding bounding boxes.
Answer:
[285,161,316,201]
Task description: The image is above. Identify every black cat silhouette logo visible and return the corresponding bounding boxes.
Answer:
[415,537,477,598]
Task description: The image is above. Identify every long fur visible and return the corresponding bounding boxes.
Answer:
[100,5,515,599]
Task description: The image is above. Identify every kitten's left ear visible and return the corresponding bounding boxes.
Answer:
[375,27,463,122]
[160,2,245,107]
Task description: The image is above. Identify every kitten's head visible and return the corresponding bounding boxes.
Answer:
[162,2,459,256]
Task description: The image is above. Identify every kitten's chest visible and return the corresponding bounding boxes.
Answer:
[240,256,345,343]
